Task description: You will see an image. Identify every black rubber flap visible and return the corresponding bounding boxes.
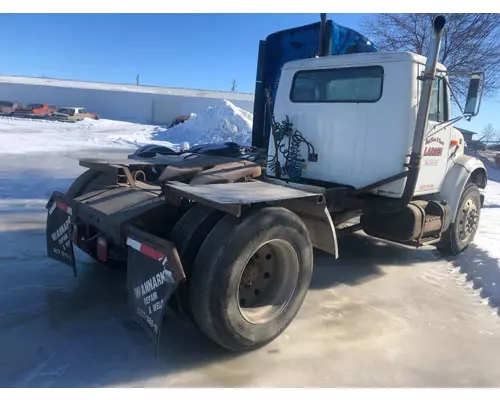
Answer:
[125,229,185,355]
[46,191,76,276]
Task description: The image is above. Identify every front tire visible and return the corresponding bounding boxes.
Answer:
[437,182,481,256]
[190,207,313,352]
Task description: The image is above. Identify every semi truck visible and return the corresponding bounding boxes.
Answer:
[45,14,487,354]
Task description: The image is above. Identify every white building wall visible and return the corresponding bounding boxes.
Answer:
[0,77,254,125]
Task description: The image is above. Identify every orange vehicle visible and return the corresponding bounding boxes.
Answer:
[14,103,57,118]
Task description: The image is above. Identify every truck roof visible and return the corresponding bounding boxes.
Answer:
[282,51,447,72]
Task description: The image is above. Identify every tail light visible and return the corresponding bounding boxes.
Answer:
[97,236,108,263]
[71,224,78,244]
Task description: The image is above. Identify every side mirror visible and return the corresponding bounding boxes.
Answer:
[464,72,484,117]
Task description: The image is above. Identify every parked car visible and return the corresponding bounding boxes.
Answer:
[0,100,23,116]
[47,107,100,122]
[169,114,192,128]
[14,103,57,118]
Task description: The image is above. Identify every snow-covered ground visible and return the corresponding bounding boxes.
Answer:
[452,151,500,311]
[0,99,252,154]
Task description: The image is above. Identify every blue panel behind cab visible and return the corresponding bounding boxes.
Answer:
[252,19,378,148]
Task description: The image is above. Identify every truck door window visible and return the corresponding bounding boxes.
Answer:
[290,66,383,103]
[291,76,323,102]
[428,76,448,122]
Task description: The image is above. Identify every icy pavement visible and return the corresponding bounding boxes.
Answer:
[1,150,500,388]
[0,117,500,387]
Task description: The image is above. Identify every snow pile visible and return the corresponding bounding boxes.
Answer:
[151,100,253,146]
[476,178,500,259]
[452,155,500,312]
[440,149,500,312]
[466,151,500,262]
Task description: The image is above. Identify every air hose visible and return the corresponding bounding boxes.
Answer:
[269,115,316,182]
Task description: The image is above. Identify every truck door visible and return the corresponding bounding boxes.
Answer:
[416,66,453,194]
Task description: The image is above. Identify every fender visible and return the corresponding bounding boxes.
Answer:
[433,154,487,219]
[163,180,339,259]
[290,205,339,259]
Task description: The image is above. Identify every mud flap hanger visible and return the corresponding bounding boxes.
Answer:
[125,226,185,356]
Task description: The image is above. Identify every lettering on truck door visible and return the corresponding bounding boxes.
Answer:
[416,65,452,193]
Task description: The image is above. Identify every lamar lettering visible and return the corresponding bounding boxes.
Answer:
[424,147,443,157]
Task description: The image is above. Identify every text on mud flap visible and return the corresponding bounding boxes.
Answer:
[50,216,72,259]
[133,269,174,302]
[51,217,71,242]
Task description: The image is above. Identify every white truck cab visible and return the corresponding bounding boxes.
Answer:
[270,51,476,198]
[267,17,486,259]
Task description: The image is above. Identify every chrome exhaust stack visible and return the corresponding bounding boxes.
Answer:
[410,15,446,175]
[375,15,446,213]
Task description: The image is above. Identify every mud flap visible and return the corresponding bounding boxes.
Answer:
[45,191,76,276]
[125,228,185,356]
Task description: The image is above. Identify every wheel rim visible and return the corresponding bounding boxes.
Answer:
[237,239,299,325]
[458,198,479,244]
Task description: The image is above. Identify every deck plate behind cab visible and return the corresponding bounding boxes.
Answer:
[164,180,323,217]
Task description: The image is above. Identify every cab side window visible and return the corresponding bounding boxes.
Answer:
[428,77,448,122]
[290,66,384,103]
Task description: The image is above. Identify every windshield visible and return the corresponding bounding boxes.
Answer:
[58,108,75,115]
[27,103,43,109]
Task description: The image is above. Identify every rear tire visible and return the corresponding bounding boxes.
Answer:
[169,204,225,321]
[437,182,481,256]
[190,207,313,352]
[65,169,102,199]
